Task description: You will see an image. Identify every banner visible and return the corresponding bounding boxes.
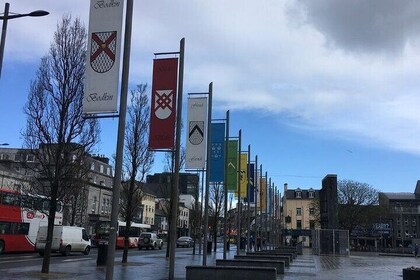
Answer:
[84,0,124,114]
[260,177,267,211]
[185,97,207,169]
[149,58,179,150]
[239,153,247,197]
[209,123,225,182]
[226,140,238,192]
[246,163,255,203]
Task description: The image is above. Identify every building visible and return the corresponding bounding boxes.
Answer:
[146,172,199,196]
[379,181,420,248]
[282,183,320,246]
[0,147,114,235]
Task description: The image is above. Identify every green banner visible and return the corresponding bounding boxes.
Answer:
[226,140,238,192]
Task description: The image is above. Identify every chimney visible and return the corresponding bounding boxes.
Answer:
[284,183,288,193]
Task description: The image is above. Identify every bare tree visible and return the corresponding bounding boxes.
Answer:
[161,148,186,257]
[22,16,99,274]
[337,179,379,232]
[209,182,224,251]
[120,84,154,263]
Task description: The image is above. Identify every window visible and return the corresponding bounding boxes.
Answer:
[397,218,401,225]
[309,208,315,215]
[413,219,417,226]
[398,230,401,238]
[296,220,302,229]
[310,220,315,229]
[296,208,302,216]
[92,196,97,213]
[107,167,111,176]
[309,190,315,198]
[90,162,95,170]
[26,154,34,162]
[296,191,302,198]
[405,218,409,226]
[100,165,104,173]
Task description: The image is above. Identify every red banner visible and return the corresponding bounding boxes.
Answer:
[149,58,179,150]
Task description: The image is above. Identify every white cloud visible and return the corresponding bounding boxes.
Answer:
[5,0,420,156]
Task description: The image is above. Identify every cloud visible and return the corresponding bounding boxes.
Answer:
[294,0,420,55]
[6,0,420,157]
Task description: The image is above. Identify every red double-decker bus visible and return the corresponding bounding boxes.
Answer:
[0,188,63,254]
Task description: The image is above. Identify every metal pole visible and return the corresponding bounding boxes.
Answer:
[246,145,251,252]
[105,0,133,279]
[265,172,268,250]
[168,37,185,280]
[223,110,229,260]
[202,82,213,266]
[254,155,258,252]
[236,129,242,255]
[198,168,204,255]
[0,2,9,78]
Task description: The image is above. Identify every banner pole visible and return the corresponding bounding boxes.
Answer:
[105,0,132,279]
[246,145,251,252]
[254,155,258,251]
[168,37,185,280]
[223,110,229,260]
[202,82,213,266]
[236,129,242,255]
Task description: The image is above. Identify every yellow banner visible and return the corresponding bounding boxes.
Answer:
[260,177,266,211]
[238,153,247,198]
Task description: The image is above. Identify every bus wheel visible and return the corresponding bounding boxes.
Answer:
[0,240,4,254]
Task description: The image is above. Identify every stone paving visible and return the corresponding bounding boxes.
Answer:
[2,247,420,279]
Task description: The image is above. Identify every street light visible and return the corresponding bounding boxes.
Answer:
[0,2,49,78]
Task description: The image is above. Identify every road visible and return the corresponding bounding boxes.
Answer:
[0,244,194,270]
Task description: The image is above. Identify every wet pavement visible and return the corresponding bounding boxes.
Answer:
[2,247,419,279]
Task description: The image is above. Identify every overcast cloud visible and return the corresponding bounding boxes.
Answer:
[6,0,420,155]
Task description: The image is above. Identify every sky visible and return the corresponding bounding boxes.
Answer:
[1,0,420,193]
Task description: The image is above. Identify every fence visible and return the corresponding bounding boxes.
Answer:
[312,229,350,256]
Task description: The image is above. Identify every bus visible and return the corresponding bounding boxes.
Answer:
[0,188,63,254]
[95,220,151,248]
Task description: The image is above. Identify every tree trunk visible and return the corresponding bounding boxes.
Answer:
[41,183,59,273]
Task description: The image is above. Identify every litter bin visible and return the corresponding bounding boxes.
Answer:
[207,241,212,253]
[96,241,108,266]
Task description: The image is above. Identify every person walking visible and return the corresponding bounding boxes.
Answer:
[414,244,419,259]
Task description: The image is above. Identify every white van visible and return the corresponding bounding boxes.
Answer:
[35,225,91,256]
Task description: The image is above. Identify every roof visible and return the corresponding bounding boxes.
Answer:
[380,192,418,200]
[283,188,320,199]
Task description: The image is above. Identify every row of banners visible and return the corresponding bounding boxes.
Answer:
[81,0,278,211]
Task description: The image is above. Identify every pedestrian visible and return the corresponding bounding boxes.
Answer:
[256,236,261,251]
[414,244,418,259]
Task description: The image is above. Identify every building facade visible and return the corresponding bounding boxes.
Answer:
[379,181,420,248]
[282,183,320,246]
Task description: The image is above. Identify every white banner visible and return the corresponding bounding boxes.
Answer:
[83,0,124,115]
[185,97,208,169]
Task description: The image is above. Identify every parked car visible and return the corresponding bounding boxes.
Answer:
[176,236,194,248]
[35,226,91,256]
[138,232,163,250]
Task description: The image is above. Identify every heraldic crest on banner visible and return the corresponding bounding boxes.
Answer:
[189,121,204,145]
[154,90,174,120]
[90,31,117,73]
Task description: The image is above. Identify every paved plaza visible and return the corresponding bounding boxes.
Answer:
[2,247,419,279]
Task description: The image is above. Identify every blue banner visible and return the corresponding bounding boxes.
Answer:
[247,163,255,203]
[209,123,225,182]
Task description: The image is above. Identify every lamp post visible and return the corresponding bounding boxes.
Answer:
[0,2,49,78]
